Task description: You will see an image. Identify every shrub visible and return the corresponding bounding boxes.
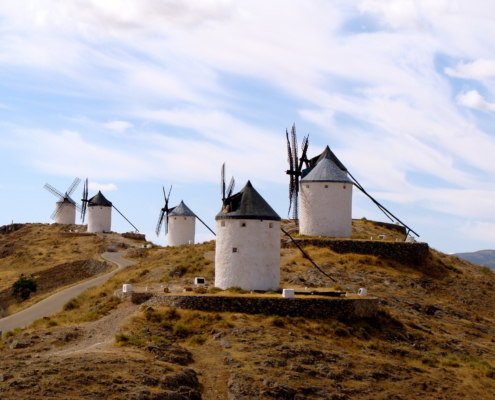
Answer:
[63,298,80,311]
[115,333,145,346]
[12,274,37,302]
[227,286,249,294]
[420,356,438,367]
[173,322,191,338]
[46,320,58,327]
[333,284,345,292]
[481,266,492,275]
[3,331,15,339]
[334,326,350,337]
[187,335,206,346]
[208,287,223,294]
[442,355,460,368]
[194,287,207,294]
[271,316,285,327]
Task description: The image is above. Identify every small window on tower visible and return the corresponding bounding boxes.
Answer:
[306,185,309,188]
[232,247,238,253]
[221,221,225,227]
[184,217,187,220]
[174,217,177,220]
[325,185,328,188]
[269,223,273,228]
[343,185,346,189]
[241,222,246,227]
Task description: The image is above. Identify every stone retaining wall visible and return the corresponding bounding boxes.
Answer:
[141,295,378,320]
[283,239,429,265]
[122,232,146,241]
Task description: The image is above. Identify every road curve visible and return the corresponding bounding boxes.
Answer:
[0,252,135,333]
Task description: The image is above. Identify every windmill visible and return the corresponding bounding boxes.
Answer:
[285,125,420,239]
[80,178,139,233]
[156,185,215,245]
[221,163,235,206]
[44,177,82,224]
[285,124,309,221]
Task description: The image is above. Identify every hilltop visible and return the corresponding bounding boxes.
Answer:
[454,249,495,269]
[1,221,495,399]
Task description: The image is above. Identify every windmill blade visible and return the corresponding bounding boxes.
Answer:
[83,178,89,203]
[44,183,64,200]
[226,176,235,198]
[195,214,216,236]
[166,185,172,207]
[81,203,87,223]
[290,124,298,175]
[221,163,226,200]
[156,209,166,237]
[66,177,81,197]
[50,207,59,220]
[112,205,139,232]
[286,129,295,217]
[80,178,89,223]
[299,134,310,170]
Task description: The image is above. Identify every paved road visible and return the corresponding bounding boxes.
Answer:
[0,252,135,333]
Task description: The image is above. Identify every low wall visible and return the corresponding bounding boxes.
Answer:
[58,232,96,238]
[141,295,378,320]
[122,232,146,241]
[283,239,429,265]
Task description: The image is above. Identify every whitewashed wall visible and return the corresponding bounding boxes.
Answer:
[168,216,196,246]
[215,219,280,291]
[300,181,352,238]
[87,206,112,233]
[55,203,76,224]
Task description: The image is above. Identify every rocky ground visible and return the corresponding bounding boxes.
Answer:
[1,221,495,399]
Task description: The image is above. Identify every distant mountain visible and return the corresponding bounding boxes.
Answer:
[453,249,495,268]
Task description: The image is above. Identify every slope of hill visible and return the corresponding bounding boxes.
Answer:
[1,221,495,399]
[0,223,143,316]
[454,250,495,269]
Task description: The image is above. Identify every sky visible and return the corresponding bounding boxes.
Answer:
[1,0,495,254]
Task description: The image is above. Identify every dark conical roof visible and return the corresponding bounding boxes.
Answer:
[308,145,347,172]
[88,191,112,207]
[301,154,352,183]
[169,200,196,217]
[216,181,281,221]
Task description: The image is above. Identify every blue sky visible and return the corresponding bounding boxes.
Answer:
[1,0,495,254]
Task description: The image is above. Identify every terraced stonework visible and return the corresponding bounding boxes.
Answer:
[141,295,378,320]
[283,238,429,265]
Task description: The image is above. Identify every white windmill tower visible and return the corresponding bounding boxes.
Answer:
[156,185,215,247]
[44,178,81,224]
[299,151,353,238]
[285,124,420,240]
[215,165,281,291]
[80,179,139,233]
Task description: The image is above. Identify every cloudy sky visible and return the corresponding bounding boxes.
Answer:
[1,0,495,254]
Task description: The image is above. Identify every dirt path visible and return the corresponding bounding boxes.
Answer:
[192,340,231,399]
[45,302,139,358]
[0,251,135,332]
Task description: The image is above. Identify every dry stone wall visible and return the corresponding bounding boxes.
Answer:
[283,238,429,265]
[141,294,378,320]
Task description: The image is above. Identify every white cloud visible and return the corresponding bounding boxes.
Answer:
[88,182,118,192]
[456,90,495,112]
[445,59,495,80]
[103,121,134,132]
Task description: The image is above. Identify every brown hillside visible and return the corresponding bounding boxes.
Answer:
[0,223,142,316]
[1,220,495,399]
